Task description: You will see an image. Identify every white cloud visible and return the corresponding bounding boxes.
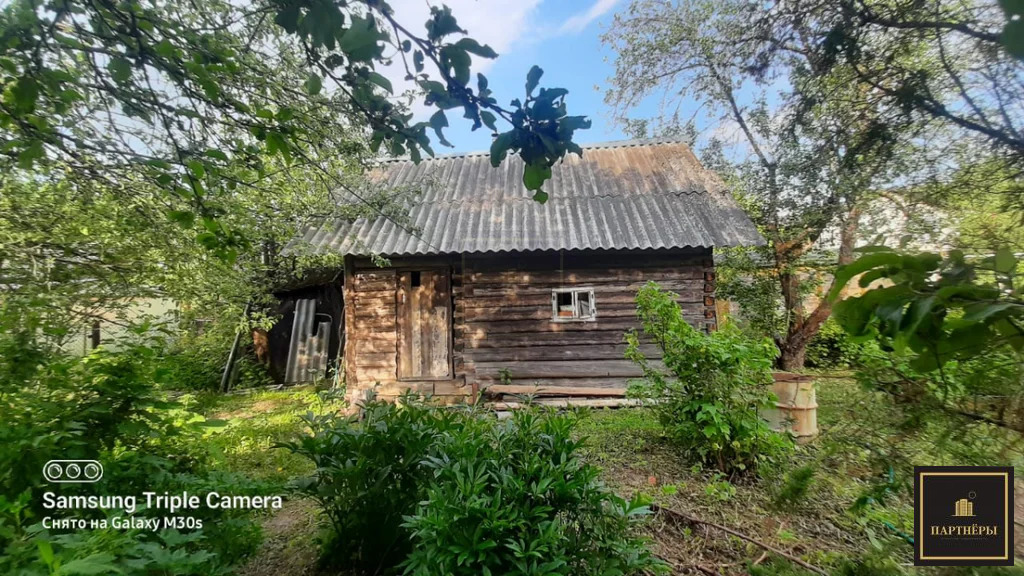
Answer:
[557,0,620,35]
[377,0,542,119]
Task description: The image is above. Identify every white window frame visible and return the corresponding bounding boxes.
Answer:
[551,288,597,322]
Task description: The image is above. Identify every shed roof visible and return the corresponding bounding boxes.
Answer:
[291,138,764,256]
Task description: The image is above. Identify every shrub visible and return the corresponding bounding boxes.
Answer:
[402,408,664,576]
[0,312,264,574]
[805,318,867,369]
[773,464,816,507]
[280,393,452,573]
[625,282,792,475]
[282,395,664,575]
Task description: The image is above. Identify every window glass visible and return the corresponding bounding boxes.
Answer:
[551,289,596,321]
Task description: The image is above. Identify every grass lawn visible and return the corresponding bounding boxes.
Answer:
[185,379,1023,576]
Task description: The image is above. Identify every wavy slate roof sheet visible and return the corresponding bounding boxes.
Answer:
[291,138,764,256]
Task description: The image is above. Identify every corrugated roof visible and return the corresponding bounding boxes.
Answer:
[291,138,764,256]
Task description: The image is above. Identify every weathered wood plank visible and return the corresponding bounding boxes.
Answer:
[465,268,704,285]
[464,331,648,348]
[465,305,648,322]
[461,291,702,310]
[489,398,647,410]
[477,376,644,388]
[474,359,653,379]
[467,280,704,297]
[460,318,701,335]
[482,384,627,397]
[464,344,660,362]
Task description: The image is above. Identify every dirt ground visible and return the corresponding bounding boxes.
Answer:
[239,499,320,576]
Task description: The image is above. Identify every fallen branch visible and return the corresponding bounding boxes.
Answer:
[651,503,829,576]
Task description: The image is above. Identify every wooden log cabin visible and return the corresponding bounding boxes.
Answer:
[286,138,764,404]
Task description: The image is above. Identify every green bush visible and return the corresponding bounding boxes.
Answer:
[159,318,273,391]
[773,464,816,507]
[0,311,264,574]
[280,393,452,573]
[402,408,664,576]
[805,318,867,369]
[625,282,792,475]
[281,394,664,575]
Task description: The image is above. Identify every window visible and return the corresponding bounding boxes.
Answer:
[551,288,597,322]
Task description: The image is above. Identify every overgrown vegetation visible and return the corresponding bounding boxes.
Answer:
[626,283,791,475]
[282,394,665,576]
[0,309,267,574]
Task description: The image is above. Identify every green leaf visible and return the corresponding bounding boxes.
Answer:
[532,189,549,204]
[489,132,514,167]
[525,65,543,96]
[168,210,195,228]
[523,162,552,191]
[17,140,44,169]
[998,0,1024,16]
[1004,19,1024,60]
[413,50,424,73]
[108,56,132,84]
[455,38,498,59]
[187,159,206,179]
[340,15,385,62]
[368,71,393,93]
[55,552,119,575]
[426,6,465,41]
[440,46,471,85]
[304,74,323,96]
[37,540,54,566]
[994,247,1016,274]
[274,4,300,32]
[828,249,903,300]
[429,110,451,147]
[10,77,39,112]
[480,110,497,132]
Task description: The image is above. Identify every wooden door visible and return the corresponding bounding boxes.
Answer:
[397,270,451,379]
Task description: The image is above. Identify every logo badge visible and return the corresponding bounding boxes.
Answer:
[915,466,1013,566]
[43,460,104,483]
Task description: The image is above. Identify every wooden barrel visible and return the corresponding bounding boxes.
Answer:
[761,373,818,439]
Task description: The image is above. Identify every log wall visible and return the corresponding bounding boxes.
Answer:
[342,249,715,404]
[458,249,715,396]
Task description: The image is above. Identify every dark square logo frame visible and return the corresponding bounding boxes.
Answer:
[915,466,1013,566]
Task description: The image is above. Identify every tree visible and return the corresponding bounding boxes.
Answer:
[0,0,590,258]
[604,0,917,369]
[0,0,590,355]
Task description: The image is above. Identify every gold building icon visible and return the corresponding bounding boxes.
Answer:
[953,498,974,517]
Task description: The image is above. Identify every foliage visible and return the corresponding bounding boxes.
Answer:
[282,394,663,575]
[831,246,1023,371]
[0,309,265,574]
[805,318,867,369]
[0,0,586,244]
[773,465,816,508]
[604,0,1024,369]
[625,283,791,474]
[603,0,915,369]
[279,393,449,573]
[402,408,664,576]
[715,246,789,340]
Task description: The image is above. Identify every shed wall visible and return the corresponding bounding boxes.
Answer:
[342,249,715,404]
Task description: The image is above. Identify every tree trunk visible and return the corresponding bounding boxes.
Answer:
[778,343,807,372]
[774,205,862,371]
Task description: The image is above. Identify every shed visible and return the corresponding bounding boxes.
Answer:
[286,138,764,403]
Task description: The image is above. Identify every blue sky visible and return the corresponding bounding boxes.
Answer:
[385,0,649,154]
[440,1,632,152]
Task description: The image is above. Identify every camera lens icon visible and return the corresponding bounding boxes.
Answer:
[43,460,103,483]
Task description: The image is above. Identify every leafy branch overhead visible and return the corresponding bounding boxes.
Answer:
[0,0,588,255]
[829,246,1024,371]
